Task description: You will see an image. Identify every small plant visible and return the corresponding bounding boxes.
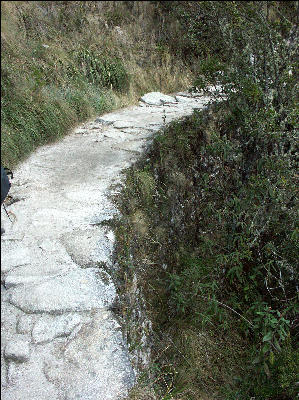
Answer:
[114,4,298,396]
[74,49,129,92]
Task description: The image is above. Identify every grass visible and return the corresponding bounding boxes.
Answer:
[112,99,298,399]
[3,2,297,399]
[1,1,193,167]
[111,113,246,399]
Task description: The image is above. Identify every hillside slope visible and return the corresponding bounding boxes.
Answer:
[112,2,298,399]
[1,1,194,167]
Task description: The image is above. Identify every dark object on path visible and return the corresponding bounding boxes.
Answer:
[1,166,13,205]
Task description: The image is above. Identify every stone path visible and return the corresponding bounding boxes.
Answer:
[1,91,211,400]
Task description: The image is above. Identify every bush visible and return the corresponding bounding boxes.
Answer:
[75,49,130,92]
[115,2,298,398]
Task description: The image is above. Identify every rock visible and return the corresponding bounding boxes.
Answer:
[1,283,9,302]
[4,343,59,399]
[38,239,58,252]
[4,256,75,289]
[95,117,114,125]
[32,313,82,344]
[89,208,118,225]
[175,95,192,102]
[61,227,115,267]
[16,314,38,334]
[113,120,136,129]
[4,335,30,362]
[176,91,193,97]
[63,188,104,204]
[140,92,177,106]
[44,311,135,400]
[1,303,22,337]
[1,242,30,274]
[1,353,7,388]
[74,128,88,135]
[119,127,144,135]
[1,232,25,241]
[8,268,116,313]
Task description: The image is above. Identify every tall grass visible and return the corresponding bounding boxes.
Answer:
[1,1,193,167]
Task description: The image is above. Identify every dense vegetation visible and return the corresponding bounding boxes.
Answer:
[113,2,298,399]
[1,1,193,167]
[1,1,298,399]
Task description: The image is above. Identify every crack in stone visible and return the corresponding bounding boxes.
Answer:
[1,90,209,400]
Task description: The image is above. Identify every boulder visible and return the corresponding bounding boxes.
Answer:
[140,92,177,106]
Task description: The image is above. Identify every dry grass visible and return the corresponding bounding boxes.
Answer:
[1,1,194,167]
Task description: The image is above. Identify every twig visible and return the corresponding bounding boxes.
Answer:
[196,294,254,328]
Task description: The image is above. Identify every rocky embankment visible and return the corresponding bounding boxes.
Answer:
[1,91,210,400]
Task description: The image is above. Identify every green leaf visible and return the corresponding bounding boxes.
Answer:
[262,343,271,354]
[273,338,281,351]
[263,362,271,378]
[263,332,273,342]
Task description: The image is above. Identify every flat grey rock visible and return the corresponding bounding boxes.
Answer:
[44,312,135,400]
[4,259,75,289]
[89,208,118,225]
[32,313,83,343]
[1,302,22,338]
[1,242,30,273]
[95,117,114,125]
[8,268,116,313]
[1,353,7,388]
[16,314,38,334]
[175,95,193,102]
[74,128,89,135]
[4,335,30,362]
[4,345,59,400]
[176,91,193,97]
[113,120,137,129]
[1,232,25,241]
[61,227,115,267]
[38,239,59,252]
[140,92,177,105]
[120,127,147,135]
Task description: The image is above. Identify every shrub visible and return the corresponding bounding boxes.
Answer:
[115,2,298,398]
[74,49,130,92]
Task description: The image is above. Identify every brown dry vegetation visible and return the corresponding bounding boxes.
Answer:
[1,1,193,167]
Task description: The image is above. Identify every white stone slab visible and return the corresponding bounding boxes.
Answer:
[16,314,38,334]
[61,226,115,267]
[1,242,31,273]
[140,92,177,105]
[8,268,116,313]
[4,335,30,362]
[44,312,135,400]
[32,313,82,344]
[4,260,75,289]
